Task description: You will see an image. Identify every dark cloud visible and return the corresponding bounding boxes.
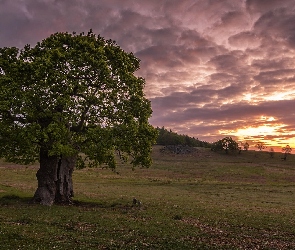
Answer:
[251,57,295,71]
[253,69,295,85]
[0,0,295,147]
[208,53,247,74]
[246,0,294,14]
[253,8,295,48]
[228,31,261,49]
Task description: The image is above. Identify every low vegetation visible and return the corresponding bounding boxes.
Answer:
[0,146,294,249]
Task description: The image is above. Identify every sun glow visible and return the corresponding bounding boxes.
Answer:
[264,90,295,101]
[260,116,275,121]
[236,125,280,137]
[219,115,295,149]
[264,92,288,101]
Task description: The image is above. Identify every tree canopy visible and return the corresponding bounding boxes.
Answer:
[155,127,211,148]
[211,137,239,154]
[0,30,157,204]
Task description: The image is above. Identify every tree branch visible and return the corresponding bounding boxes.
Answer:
[70,106,90,132]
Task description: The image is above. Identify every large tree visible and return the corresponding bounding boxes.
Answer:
[211,137,239,154]
[0,31,157,205]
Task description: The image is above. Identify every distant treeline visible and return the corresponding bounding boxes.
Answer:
[155,127,211,148]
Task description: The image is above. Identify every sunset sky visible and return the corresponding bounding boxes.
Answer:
[0,0,295,149]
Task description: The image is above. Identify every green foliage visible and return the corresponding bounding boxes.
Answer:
[211,136,239,154]
[155,126,210,147]
[0,30,157,168]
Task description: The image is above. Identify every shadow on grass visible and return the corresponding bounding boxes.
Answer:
[0,194,135,210]
[0,194,32,205]
[72,199,137,211]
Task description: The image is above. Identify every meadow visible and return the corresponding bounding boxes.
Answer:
[0,146,294,249]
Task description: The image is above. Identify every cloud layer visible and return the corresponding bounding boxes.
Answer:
[1,0,295,147]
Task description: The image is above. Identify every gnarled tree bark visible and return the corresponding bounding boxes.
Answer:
[33,148,76,205]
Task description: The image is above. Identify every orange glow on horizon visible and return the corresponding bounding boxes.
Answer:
[219,117,295,150]
[235,125,280,137]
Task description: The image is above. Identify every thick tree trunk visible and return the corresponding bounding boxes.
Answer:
[33,148,76,205]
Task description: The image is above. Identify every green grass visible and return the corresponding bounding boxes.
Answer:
[0,146,294,249]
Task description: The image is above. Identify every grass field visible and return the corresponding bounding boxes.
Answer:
[0,146,295,249]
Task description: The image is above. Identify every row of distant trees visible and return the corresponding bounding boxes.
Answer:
[155,127,211,148]
[211,137,292,159]
[156,128,292,159]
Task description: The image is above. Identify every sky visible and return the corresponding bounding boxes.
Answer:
[0,0,295,150]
